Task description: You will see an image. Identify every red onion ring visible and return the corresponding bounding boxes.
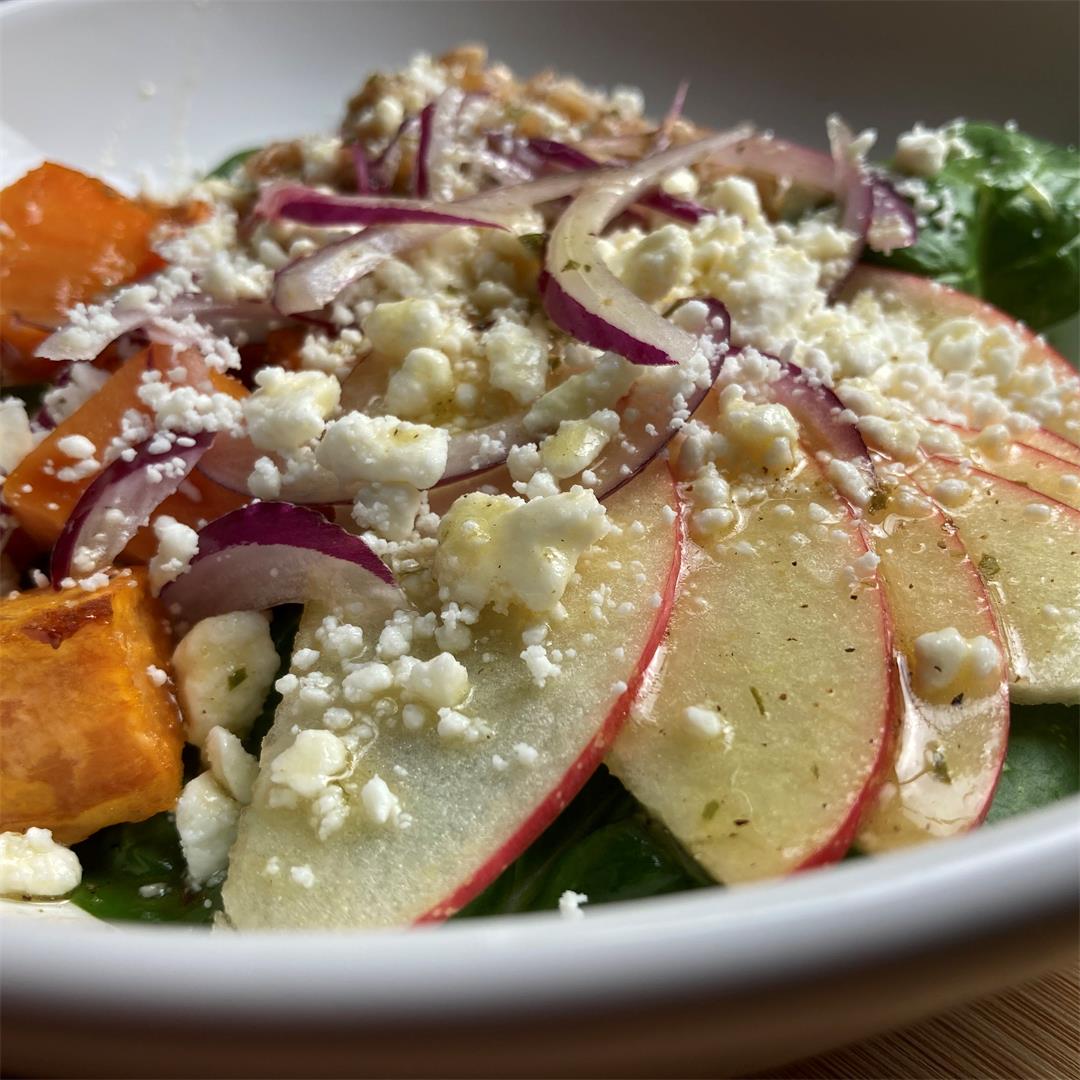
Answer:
[255,183,508,231]
[271,170,600,316]
[35,298,275,363]
[159,501,399,626]
[541,128,750,367]
[50,432,214,585]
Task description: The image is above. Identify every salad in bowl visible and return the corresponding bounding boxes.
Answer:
[0,45,1076,931]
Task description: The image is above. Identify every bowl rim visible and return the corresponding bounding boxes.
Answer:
[3,797,1077,1022]
[2,0,1077,1033]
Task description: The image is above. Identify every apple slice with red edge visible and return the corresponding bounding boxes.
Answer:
[910,455,1080,705]
[839,265,1080,449]
[222,459,681,929]
[930,437,1080,512]
[770,361,1011,848]
[856,479,1010,852]
[608,436,895,882]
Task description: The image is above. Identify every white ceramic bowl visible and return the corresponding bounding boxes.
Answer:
[2,2,1077,1075]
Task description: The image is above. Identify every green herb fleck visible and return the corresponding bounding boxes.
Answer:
[518,232,547,255]
[978,553,1001,579]
[929,745,952,784]
[561,258,581,272]
[702,800,720,821]
[749,686,766,716]
[227,668,248,691]
[867,488,889,516]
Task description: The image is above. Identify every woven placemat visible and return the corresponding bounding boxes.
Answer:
[762,963,1079,1079]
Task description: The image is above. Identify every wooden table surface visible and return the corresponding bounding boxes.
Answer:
[760,963,1079,1079]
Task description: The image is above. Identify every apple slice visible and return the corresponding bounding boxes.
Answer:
[928,424,1080,509]
[912,455,1080,704]
[856,494,1009,852]
[841,265,1080,449]
[222,460,681,929]
[608,450,895,882]
[942,442,1080,512]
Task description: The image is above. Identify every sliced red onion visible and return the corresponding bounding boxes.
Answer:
[706,134,836,193]
[592,298,730,499]
[435,299,732,507]
[706,132,916,255]
[827,117,874,254]
[764,356,878,506]
[36,298,275,363]
[159,501,399,626]
[256,183,508,231]
[438,416,534,487]
[350,144,371,193]
[867,178,919,253]
[655,80,690,150]
[520,138,709,223]
[413,89,464,200]
[541,128,749,367]
[272,170,599,316]
[50,432,214,585]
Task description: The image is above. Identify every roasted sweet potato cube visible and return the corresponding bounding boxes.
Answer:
[0,570,184,843]
[2,344,249,554]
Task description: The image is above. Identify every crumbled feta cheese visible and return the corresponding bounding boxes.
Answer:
[146,664,169,687]
[342,661,395,703]
[317,413,449,489]
[0,828,81,898]
[558,889,588,920]
[621,224,693,303]
[351,481,422,540]
[172,611,279,746]
[524,353,638,435]
[203,725,259,805]
[520,642,562,688]
[436,488,609,613]
[288,864,316,888]
[484,317,549,405]
[895,124,950,177]
[539,410,618,479]
[912,627,1002,702]
[826,458,873,508]
[175,773,241,885]
[270,729,348,799]
[243,368,340,452]
[360,774,401,826]
[56,434,96,460]
[513,742,539,766]
[148,515,199,594]
[384,347,455,419]
[395,651,470,710]
[683,705,734,745]
[933,478,972,508]
[364,298,446,361]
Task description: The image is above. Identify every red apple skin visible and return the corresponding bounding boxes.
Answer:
[857,479,1010,852]
[418,479,684,922]
[793,525,899,873]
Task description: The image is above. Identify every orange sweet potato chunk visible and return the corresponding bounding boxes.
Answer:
[0,569,184,843]
[2,344,249,554]
[0,163,166,382]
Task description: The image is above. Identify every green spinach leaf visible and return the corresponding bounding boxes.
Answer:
[986,703,1080,823]
[458,767,714,918]
[69,813,222,925]
[871,122,1080,332]
[206,147,260,180]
